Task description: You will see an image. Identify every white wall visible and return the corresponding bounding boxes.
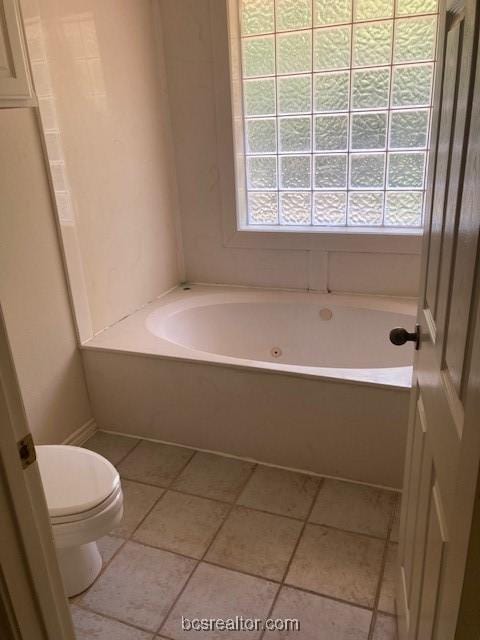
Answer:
[22,0,183,338]
[159,0,421,298]
[0,0,184,444]
[0,108,92,444]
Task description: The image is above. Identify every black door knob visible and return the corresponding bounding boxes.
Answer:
[389,324,420,350]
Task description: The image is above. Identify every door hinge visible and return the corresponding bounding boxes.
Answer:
[17,433,36,469]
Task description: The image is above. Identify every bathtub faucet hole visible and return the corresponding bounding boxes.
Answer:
[271,347,282,358]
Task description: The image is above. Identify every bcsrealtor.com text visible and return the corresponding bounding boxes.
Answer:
[181,616,300,632]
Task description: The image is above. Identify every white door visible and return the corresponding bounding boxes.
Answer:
[397,0,480,638]
[0,305,75,640]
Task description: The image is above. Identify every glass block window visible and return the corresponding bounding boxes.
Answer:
[236,0,437,229]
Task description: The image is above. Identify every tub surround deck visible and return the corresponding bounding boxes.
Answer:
[81,286,415,489]
[82,285,416,389]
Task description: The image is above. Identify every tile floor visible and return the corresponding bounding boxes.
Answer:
[73,431,400,640]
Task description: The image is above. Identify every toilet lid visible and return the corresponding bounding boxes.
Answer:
[36,445,120,518]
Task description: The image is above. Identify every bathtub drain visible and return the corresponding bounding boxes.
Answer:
[271,347,282,358]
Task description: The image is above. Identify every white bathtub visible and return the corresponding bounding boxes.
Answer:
[82,285,417,488]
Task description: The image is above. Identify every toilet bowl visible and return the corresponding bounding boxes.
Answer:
[36,445,123,597]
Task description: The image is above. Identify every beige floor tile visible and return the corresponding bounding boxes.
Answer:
[71,605,153,639]
[373,613,398,639]
[265,586,372,639]
[83,432,139,466]
[133,490,229,558]
[309,479,398,538]
[97,535,125,564]
[172,452,255,502]
[206,506,302,581]
[378,544,397,614]
[238,466,320,519]
[162,562,278,640]
[117,440,193,487]
[114,479,164,538]
[80,541,195,631]
[286,524,384,608]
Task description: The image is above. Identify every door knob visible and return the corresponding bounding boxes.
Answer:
[389,324,420,350]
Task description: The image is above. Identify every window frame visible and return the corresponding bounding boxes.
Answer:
[216,0,429,253]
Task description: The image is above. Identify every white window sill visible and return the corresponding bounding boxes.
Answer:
[223,224,423,254]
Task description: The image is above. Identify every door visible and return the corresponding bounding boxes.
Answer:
[0,0,31,99]
[396,0,480,638]
[0,305,75,640]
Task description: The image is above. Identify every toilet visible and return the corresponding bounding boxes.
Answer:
[36,445,123,597]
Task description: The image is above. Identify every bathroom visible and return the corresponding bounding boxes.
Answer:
[1,0,480,639]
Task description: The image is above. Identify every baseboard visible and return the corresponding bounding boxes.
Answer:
[63,419,97,446]
[99,427,401,493]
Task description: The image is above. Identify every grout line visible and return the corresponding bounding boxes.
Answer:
[300,519,393,542]
[168,448,198,483]
[155,460,258,636]
[367,493,400,638]
[113,449,197,497]
[112,438,143,467]
[72,600,157,635]
[258,477,323,640]
[152,556,197,637]
[126,490,167,539]
[281,580,375,614]
[388,491,401,544]
[203,558,282,584]
[99,532,385,618]
[116,475,171,491]
[116,474,396,543]
[117,445,196,489]
[283,479,324,581]
[120,534,206,564]
[370,493,400,630]
[368,537,391,639]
